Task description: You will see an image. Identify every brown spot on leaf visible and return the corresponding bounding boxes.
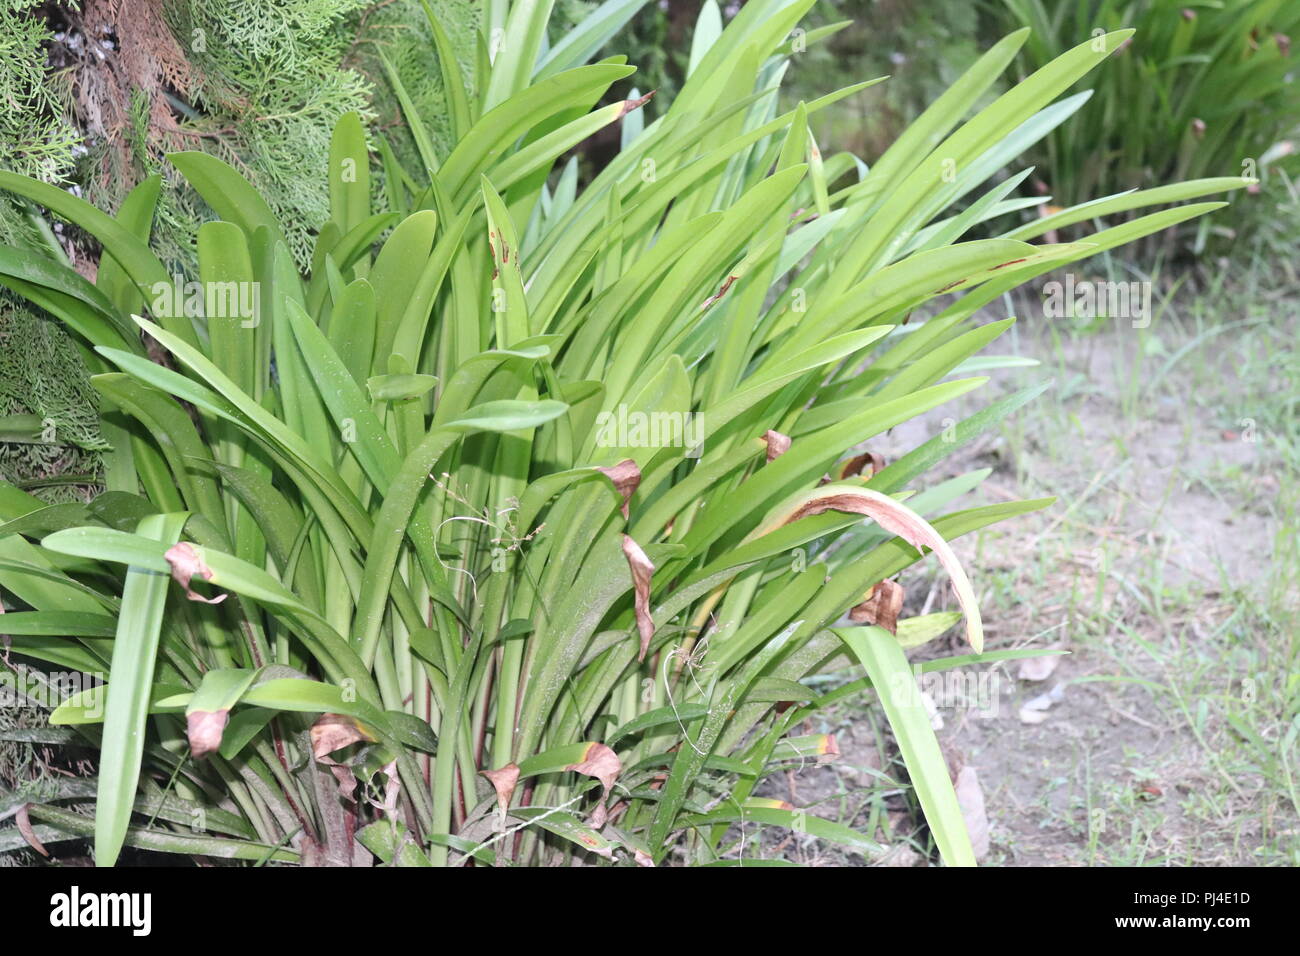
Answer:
[621,535,655,661]
[164,542,227,604]
[581,835,615,860]
[701,274,738,311]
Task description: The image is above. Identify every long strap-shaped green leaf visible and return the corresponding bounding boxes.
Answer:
[95,511,188,867]
[835,625,976,867]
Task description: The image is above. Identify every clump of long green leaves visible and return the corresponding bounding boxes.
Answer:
[996,0,1296,253]
[0,0,1249,866]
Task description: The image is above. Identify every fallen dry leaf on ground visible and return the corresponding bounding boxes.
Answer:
[1018,683,1067,724]
[1017,652,1062,682]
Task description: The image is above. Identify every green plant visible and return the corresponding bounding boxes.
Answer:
[993,0,1299,255]
[0,0,1250,867]
[0,1,108,507]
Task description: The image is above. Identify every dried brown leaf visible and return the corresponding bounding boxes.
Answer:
[840,450,885,479]
[701,274,738,311]
[620,89,656,117]
[186,709,230,760]
[311,713,375,760]
[15,804,48,858]
[164,542,227,604]
[770,487,984,652]
[566,742,621,792]
[568,743,621,828]
[621,534,655,660]
[367,759,401,821]
[849,579,904,633]
[598,459,641,519]
[480,763,521,814]
[761,429,791,462]
[1017,652,1061,682]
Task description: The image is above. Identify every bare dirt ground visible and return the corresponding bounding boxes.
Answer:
[752,290,1300,866]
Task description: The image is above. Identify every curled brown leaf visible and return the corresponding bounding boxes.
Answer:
[761,429,791,463]
[164,542,227,604]
[311,714,373,809]
[597,459,641,519]
[840,450,885,480]
[621,534,655,661]
[566,742,621,792]
[368,759,402,821]
[567,742,621,828]
[766,486,984,652]
[186,709,230,759]
[480,763,521,814]
[849,578,904,633]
